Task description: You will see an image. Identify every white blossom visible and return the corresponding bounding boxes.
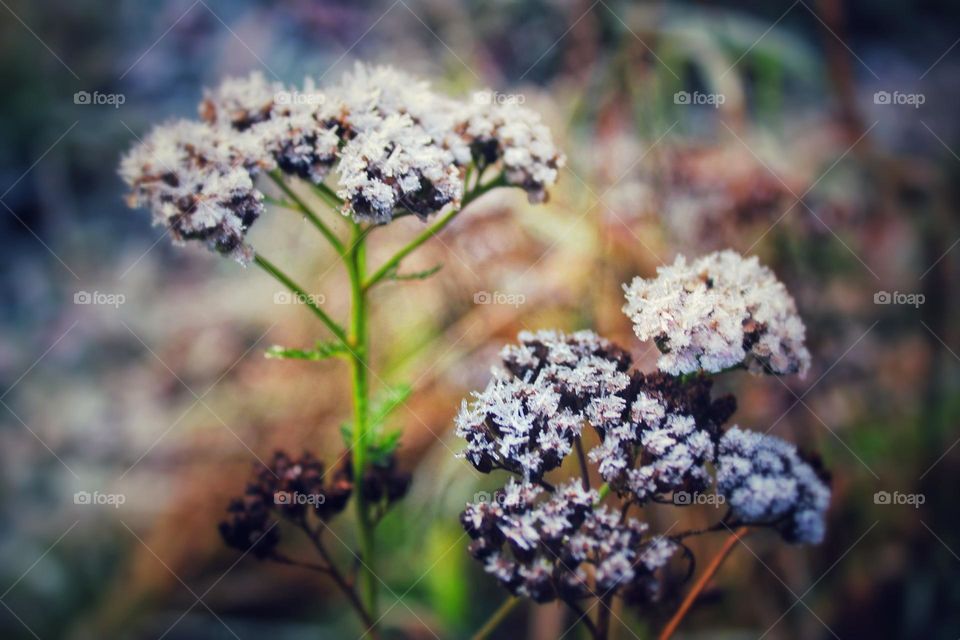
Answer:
[622,250,811,376]
[716,427,830,544]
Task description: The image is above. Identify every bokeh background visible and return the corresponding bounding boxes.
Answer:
[2,0,959,638]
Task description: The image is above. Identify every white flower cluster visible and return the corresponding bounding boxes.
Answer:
[462,479,677,603]
[623,250,811,377]
[119,120,264,263]
[121,64,565,260]
[590,394,716,501]
[716,427,831,544]
[455,330,631,481]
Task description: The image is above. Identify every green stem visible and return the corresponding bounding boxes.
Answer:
[363,173,507,290]
[311,182,345,211]
[471,596,521,640]
[268,171,345,255]
[253,253,347,344]
[346,221,378,617]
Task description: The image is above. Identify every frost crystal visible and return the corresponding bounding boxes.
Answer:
[716,427,831,544]
[120,64,564,259]
[455,330,631,481]
[118,120,263,263]
[462,479,677,603]
[623,250,811,376]
[589,372,735,501]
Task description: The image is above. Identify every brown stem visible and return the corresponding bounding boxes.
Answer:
[658,526,750,640]
[596,594,612,640]
[563,598,599,638]
[299,521,378,635]
[574,435,591,491]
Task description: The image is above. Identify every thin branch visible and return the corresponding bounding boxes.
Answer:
[363,173,507,290]
[658,526,750,640]
[267,172,345,254]
[471,596,522,640]
[574,436,591,491]
[253,253,348,344]
[298,520,377,633]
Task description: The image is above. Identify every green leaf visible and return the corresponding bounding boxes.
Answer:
[388,264,443,282]
[265,340,346,361]
[370,384,412,429]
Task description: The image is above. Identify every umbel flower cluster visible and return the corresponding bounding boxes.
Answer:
[456,250,830,606]
[120,64,565,262]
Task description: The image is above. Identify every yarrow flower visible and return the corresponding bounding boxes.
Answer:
[716,427,831,544]
[622,250,811,377]
[121,64,565,262]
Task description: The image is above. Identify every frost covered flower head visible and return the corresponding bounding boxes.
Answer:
[589,372,736,502]
[716,427,831,544]
[121,64,565,261]
[119,120,264,263]
[461,479,678,603]
[623,250,811,377]
[455,330,631,481]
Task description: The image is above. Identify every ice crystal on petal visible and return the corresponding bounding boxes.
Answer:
[623,250,811,376]
[121,64,563,257]
[716,427,830,543]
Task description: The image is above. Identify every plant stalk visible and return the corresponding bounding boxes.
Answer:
[364,173,506,290]
[346,221,378,618]
[470,596,521,640]
[253,253,347,344]
[658,526,750,640]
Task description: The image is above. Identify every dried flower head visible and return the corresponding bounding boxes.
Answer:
[716,427,831,544]
[219,450,353,556]
[461,479,678,603]
[121,64,564,259]
[623,250,811,376]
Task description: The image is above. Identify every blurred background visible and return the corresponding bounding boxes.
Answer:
[2,0,959,638]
